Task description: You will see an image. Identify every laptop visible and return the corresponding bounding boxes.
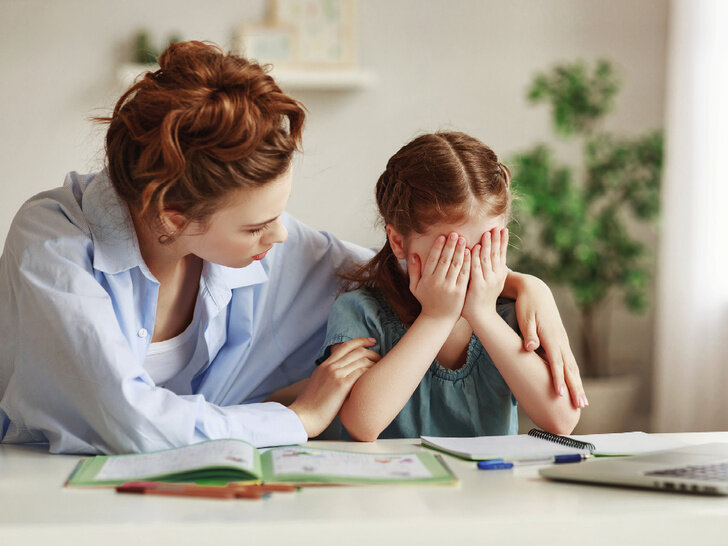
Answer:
[539,443,728,495]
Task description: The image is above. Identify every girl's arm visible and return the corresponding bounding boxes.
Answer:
[338,233,470,442]
[464,229,581,435]
[288,337,380,437]
[501,268,587,409]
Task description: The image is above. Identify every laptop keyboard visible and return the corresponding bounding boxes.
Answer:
[646,462,728,482]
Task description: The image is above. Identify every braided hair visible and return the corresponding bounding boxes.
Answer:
[343,131,511,324]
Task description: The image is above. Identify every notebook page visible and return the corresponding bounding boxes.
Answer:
[270,447,433,479]
[567,432,689,456]
[94,440,256,481]
[421,434,590,461]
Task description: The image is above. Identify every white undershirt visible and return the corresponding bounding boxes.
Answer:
[143,313,200,385]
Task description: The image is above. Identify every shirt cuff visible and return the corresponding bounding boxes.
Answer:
[225,402,308,447]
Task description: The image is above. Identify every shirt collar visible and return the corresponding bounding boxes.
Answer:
[82,171,270,290]
[202,260,269,306]
[81,170,146,276]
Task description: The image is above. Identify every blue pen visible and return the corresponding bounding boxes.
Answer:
[477,454,584,470]
[477,459,515,470]
[510,454,586,466]
[553,454,584,464]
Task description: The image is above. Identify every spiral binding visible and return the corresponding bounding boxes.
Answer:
[528,428,596,452]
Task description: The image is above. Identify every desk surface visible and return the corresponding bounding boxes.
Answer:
[3,432,728,545]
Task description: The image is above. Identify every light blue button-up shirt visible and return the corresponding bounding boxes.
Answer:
[0,171,372,454]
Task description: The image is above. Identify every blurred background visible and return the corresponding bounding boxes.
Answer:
[1,0,725,433]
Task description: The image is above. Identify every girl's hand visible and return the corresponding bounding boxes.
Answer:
[462,228,509,322]
[408,232,470,323]
[513,276,588,408]
[288,337,380,437]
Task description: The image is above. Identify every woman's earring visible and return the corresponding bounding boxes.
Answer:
[157,231,177,244]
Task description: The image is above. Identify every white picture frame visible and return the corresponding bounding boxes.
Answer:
[232,23,298,67]
[271,0,357,67]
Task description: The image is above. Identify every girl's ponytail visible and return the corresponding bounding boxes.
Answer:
[342,237,421,325]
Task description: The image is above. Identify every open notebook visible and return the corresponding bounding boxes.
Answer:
[421,429,689,462]
[67,439,458,487]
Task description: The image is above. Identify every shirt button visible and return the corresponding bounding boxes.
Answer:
[137,328,148,339]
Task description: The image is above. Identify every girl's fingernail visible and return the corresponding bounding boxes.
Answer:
[526,340,537,351]
[584,396,589,406]
[411,255,416,264]
[464,248,470,255]
[449,233,458,241]
[457,237,465,246]
[368,337,376,343]
[559,385,566,397]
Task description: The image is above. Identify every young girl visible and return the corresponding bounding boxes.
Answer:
[318,132,583,441]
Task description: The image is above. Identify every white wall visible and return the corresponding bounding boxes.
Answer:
[0,0,668,420]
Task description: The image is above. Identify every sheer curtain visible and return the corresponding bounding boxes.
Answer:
[652,0,728,431]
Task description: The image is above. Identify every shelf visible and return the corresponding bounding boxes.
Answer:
[271,67,376,90]
[117,63,376,91]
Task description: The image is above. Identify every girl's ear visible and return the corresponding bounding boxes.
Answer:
[386,224,406,259]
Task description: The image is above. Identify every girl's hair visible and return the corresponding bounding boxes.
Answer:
[345,131,512,324]
[95,40,305,241]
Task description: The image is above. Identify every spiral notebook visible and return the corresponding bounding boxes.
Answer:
[420,429,688,462]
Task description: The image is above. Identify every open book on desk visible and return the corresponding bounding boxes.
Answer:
[421,429,690,462]
[66,439,457,487]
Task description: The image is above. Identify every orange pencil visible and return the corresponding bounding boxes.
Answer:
[116,482,265,499]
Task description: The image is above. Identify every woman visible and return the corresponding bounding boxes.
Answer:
[0,41,583,455]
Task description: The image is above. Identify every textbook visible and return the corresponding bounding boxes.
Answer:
[66,439,457,487]
[420,429,689,462]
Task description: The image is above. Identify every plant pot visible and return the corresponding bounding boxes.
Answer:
[518,373,643,434]
[574,374,642,433]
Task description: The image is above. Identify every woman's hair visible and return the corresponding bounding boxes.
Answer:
[345,131,512,324]
[96,40,305,241]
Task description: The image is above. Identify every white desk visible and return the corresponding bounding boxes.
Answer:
[2,433,728,545]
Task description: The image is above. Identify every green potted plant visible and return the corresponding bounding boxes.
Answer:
[132,30,184,64]
[509,60,663,431]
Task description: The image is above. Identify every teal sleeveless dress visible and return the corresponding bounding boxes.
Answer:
[317,288,519,439]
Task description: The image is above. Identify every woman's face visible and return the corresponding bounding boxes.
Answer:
[180,169,292,269]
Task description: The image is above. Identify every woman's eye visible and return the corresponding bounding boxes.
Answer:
[248,224,271,235]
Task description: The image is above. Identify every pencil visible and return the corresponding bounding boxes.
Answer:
[116,483,266,499]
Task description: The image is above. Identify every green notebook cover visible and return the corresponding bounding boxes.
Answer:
[67,439,457,487]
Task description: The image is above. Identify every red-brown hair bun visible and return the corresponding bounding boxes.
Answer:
[96,40,305,237]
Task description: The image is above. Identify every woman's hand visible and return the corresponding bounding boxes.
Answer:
[511,274,588,409]
[288,337,380,437]
[462,228,509,323]
[408,232,470,323]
